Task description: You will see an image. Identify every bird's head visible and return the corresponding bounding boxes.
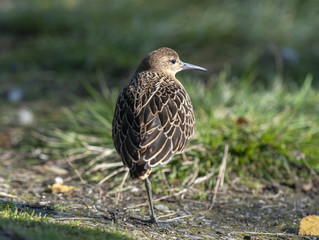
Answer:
[136,47,207,76]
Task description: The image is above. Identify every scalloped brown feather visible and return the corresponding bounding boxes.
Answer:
[112,48,201,179]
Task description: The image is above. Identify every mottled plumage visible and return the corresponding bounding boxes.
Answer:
[112,47,206,223]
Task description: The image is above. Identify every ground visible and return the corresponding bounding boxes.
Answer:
[1,1,319,239]
[1,149,318,240]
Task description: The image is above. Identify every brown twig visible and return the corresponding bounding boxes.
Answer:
[186,158,199,187]
[160,168,174,195]
[157,211,178,219]
[87,162,123,174]
[209,144,229,210]
[65,156,87,184]
[158,214,191,221]
[80,200,91,217]
[301,155,319,177]
[0,192,18,198]
[193,171,215,185]
[32,131,57,143]
[98,167,126,185]
[181,152,188,163]
[82,142,113,153]
[78,147,115,175]
[115,169,129,204]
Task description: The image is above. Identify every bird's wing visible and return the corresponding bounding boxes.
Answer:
[139,83,195,168]
[112,85,141,169]
[112,77,194,174]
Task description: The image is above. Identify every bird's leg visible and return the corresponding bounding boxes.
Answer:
[145,177,158,223]
[130,178,158,223]
[130,178,181,224]
[131,177,189,225]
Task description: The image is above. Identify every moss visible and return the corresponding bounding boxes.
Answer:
[0,203,131,240]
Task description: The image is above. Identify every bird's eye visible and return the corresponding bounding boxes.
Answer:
[170,59,176,64]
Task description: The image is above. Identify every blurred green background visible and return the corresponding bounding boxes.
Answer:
[1,0,318,186]
[1,0,319,99]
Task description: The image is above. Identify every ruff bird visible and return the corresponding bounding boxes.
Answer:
[112,47,206,223]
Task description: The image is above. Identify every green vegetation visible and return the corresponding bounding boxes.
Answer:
[1,0,319,100]
[0,202,131,240]
[1,1,319,237]
[45,71,319,189]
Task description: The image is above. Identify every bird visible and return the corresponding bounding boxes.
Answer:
[112,47,206,223]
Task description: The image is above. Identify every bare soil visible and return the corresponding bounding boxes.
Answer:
[1,148,319,240]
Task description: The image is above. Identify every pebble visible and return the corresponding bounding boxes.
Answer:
[201,218,213,225]
[183,235,202,239]
[131,187,140,192]
[16,107,34,125]
[8,88,23,103]
[200,235,215,239]
[55,177,64,184]
[155,204,170,213]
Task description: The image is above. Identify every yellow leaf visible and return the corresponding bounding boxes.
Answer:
[51,183,75,194]
[299,215,319,236]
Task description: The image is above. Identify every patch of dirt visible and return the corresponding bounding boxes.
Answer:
[1,149,319,240]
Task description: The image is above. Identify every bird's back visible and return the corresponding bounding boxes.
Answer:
[112,71,195,179]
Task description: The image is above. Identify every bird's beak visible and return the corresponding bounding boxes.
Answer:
[181,62,207,72]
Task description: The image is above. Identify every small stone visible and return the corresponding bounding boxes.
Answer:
[131,187,140,192]
[155,204,170,213]
[183,235,202,239]
[55,177,64,184]
[202,218,213,225]
[156,223,171,229]
[8,88,23,103]
[200,235,215,239]
[16,107,34,125]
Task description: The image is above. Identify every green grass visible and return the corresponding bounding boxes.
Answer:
[51,203,72,212]
[0,202,131,240]
[1,0,319,196]
[44,71,319,189]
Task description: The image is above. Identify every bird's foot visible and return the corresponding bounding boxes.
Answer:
[130,215,158,224]
[130,215,174,225]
